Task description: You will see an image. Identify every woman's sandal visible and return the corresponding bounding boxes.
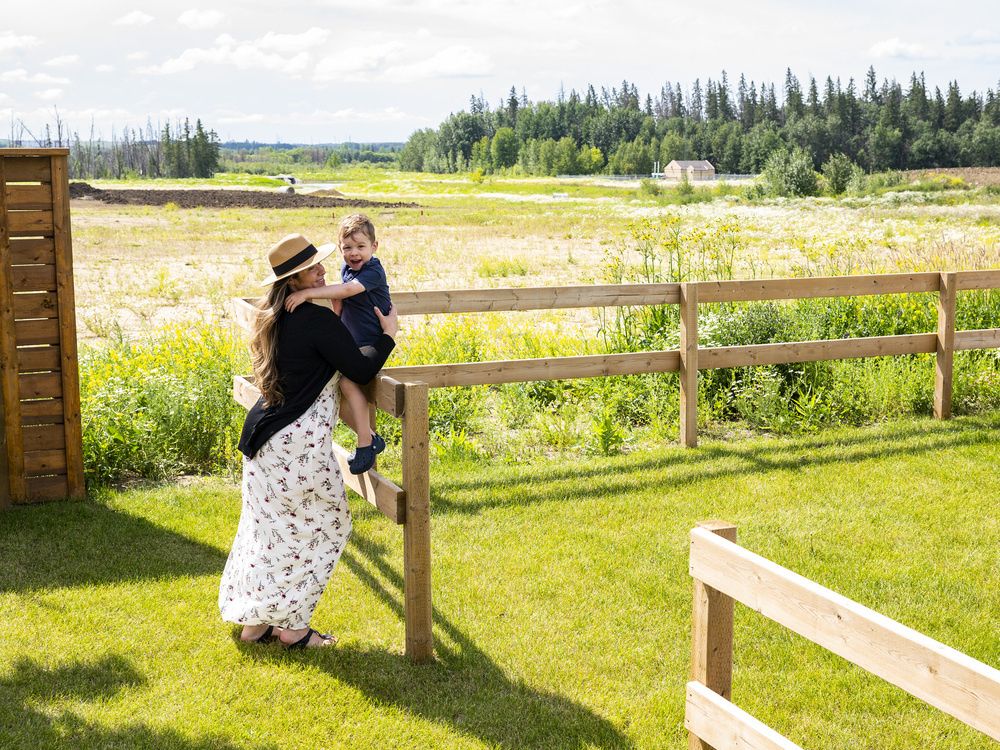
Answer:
[238,624,278,644]
[285,627,336,649]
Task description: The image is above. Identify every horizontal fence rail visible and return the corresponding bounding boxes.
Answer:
[687,523,1000,748]
[235,268,1000,447]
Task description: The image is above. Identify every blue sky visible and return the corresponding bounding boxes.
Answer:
[2,0,998,144]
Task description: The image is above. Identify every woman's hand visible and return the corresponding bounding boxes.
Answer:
[375,304,399,338]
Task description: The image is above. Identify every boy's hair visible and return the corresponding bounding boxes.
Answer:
[338,213,376,245]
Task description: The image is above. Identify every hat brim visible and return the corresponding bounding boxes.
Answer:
[260,242,338,286]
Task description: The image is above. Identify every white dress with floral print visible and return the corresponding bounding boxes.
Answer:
[219,376,351,629]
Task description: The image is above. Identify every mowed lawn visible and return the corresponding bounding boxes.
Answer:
[2,416,998,749]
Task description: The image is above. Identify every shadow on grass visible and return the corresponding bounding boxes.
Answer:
[427,415,1000,515]
[0,501,227,594]
[0,655,275,750]
[244,528,634,749]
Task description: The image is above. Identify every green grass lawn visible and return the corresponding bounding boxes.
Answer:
[2,416,999,749]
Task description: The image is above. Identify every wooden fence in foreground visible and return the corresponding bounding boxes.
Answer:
[0,148,84,507]
[233,268,1000,661]
[686,521,1000,748]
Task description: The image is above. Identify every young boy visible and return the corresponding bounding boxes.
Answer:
[285,214,392,475]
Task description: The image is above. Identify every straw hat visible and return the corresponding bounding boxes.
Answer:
[260,233,337,285]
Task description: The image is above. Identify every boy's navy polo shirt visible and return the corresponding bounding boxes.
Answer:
[340,256,392,346]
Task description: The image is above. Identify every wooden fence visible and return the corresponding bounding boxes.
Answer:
[0,148,84,507]
[686,521,1000,748]
[232,268,1000,661]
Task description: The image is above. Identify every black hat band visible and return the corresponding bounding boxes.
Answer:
[272,244,318,276]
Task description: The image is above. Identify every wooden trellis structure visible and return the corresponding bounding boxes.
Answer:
[0,148,85,508]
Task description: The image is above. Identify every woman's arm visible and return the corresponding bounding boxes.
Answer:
[312,308,396,384]
[286,280,365,312]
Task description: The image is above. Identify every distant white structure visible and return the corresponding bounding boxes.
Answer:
[662,160,715,181]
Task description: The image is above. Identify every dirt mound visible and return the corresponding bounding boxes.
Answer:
[68,182,417,209]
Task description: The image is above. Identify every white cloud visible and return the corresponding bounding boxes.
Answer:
[95,64,115,73]
[314,42,491,83]
[44,55,80,67]
[383,45,492,82]
[178,9,225,30]
[0,92,9,103]
[126,51,148,60]
[313,42,406,81]
[34,89,63,101]
[0,31,41,54]
[114,11,155,26]
[138,28,330,75]
[869,37,931,60]
[0,69,71,85]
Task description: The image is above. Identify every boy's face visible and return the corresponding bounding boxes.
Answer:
[340,231,377,272]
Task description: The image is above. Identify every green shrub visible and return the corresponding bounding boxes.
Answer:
[821,153,857,195]
[638,178,662,197]
[80,323,248,485]
[762,147,819,197]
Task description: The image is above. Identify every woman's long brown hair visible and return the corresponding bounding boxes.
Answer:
[249,277,293,407]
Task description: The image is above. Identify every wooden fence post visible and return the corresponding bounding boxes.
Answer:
[679,283,699,447]
[690,520,737,750]
[51,153,85,498]
[934,272,957,420]
[401,381,433,662]
[0,156,18,509]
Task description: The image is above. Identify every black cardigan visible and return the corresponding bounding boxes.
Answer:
[238,302,395,458]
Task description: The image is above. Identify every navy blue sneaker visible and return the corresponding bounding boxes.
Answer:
[349,445,376,475]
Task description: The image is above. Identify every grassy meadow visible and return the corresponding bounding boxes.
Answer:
[2,168,999,748]
[2,417,999,749]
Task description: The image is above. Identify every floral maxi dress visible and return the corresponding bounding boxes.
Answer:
[219,376,351,629]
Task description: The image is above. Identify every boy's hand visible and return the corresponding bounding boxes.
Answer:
[285,289,309,312]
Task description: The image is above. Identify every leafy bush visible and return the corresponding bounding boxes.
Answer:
[80,323,248,485]
[821,153,857,195]
[762,147,819,197]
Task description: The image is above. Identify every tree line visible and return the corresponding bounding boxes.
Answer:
[6,115,221,179]
[399,68,1000,176]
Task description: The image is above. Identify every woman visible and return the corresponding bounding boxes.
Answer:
[219,233,398,649]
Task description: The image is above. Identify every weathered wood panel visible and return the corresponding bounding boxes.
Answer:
[17,346,61,373]
[25,473,69,501]
[22,424,65,452]
[50,153,84,498]
[23,448,67,475]
[3,155,54,182]
[14,318,60,346]
[12,292,58,319]
[11,265,57,292]
[7,210,53,236]
[690,527,1000,741]
[19,398,63,425]
[4,183,52,210]
[19,372,62,399]
[9,237,55,264]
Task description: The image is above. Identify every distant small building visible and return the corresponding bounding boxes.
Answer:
[662,160,715,181]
